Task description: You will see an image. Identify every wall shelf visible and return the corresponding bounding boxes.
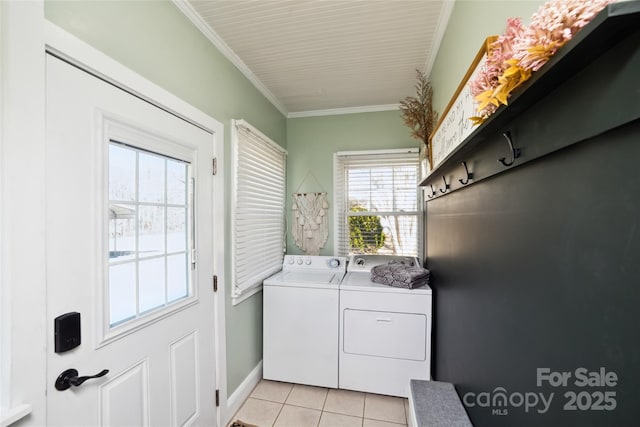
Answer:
[420,1,640,197]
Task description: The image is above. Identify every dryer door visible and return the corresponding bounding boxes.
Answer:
[343,309,427,361]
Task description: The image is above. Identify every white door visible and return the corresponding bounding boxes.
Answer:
[45,54,217,426]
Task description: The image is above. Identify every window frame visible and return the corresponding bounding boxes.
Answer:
[107,141,194,327]
[99,117,199,346]
[333,148,423,258]
[230,119,287,305]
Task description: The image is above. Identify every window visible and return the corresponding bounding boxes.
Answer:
[231,119,286,304]
[108,142,192,327]
[334,148,421,257]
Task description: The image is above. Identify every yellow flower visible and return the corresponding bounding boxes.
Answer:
[475,89,500,112]
[519,42,561,72]
[492,60,532,106]
[469,116,486,126]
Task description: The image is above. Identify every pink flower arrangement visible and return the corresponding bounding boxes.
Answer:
[470,17,526,121]
[515,0,614,71]
[470,0,614,124]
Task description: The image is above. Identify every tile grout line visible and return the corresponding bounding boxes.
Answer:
[270,383,294,427]
[317,387,330,426]
[321,388,329,411]
[363,393,409,426]
[245,381,407,427]
[362,393,368,419]
[283,402,324,411]
[404,397,408,425]
[321,408,364,417]
[270,402,285,427]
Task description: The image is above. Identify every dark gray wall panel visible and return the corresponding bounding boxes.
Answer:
[427,119,640,426]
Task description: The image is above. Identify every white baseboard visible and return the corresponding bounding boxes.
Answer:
[224,360,263,426]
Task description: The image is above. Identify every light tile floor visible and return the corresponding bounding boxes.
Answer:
[230,380,410,427]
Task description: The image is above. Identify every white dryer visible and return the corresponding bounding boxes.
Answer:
[263,255,346,388]
[339,255,432,397]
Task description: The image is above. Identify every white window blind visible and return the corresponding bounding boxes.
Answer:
[231,119,287,303]
[334,149,421,257]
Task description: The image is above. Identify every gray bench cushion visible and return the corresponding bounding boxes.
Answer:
[410,380,472,427]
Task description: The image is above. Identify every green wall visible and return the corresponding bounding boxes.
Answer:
[286,110,418,256]
[45,0,287,396]
[429,0,544,114]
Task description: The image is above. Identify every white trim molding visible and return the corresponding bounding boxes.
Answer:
[171,0,452,121]
[423,0,455,77]
[45,22,219,135]
[287,104,400,119]
[172,0,288,117]
[171,1,406,120]
[336,147,419,157]
[1,404,33,427]
[1,1,46,425]
[225,361,263,426]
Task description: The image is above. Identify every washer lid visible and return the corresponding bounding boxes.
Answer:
[280,271,342,284]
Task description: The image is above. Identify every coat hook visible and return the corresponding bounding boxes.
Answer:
[459,161,473,185]
[427,184,436,199]
[439,176,450,194]
[498,131,521,167]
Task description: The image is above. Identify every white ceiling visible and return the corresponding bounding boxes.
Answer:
[178,0,453,117]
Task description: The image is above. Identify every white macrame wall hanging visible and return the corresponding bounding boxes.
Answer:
[291,192,329,255]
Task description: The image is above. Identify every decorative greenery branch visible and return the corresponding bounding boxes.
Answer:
[399,70,438,158]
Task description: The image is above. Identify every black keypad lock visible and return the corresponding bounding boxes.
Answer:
[54,312,81,353]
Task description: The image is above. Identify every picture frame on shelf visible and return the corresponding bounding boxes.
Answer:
[429,36,497,170]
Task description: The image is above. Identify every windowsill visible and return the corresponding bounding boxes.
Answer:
[232,285,262,306]
[1,403,32,427]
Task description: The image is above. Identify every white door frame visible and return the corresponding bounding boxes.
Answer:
[43,20,228,426]
[1,1,46,425]
[0,3,228,422]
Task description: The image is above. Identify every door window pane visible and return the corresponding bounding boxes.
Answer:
[108,142,191,328]
[138,205,165,257]
[139,258,166,313]
[109,204,136,262]
[109,263,137,325]
[167,254,188,302]
[139,152,165,203]
[167,207,186,253]
[167,159,187,205]
[109,144,136,201]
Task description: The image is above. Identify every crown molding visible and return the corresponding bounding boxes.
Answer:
[172,0,288,117]
[423,0,455,77]
[287,104,400,119]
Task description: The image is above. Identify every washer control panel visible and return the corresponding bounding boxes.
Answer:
[283,255,346,271]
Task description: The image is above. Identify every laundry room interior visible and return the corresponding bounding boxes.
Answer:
[2,1,639,427]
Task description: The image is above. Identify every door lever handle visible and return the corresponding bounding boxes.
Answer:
[55,368,109,391]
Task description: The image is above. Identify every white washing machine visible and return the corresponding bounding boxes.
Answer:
[339,255,432,397]
[263,255,346,388]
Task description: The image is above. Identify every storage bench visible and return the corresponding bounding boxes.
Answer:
[408,379,472,427]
